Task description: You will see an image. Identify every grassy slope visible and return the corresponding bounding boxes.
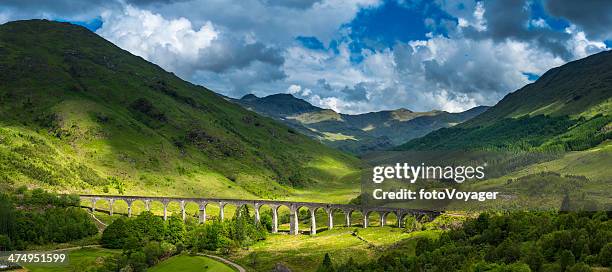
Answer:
[0,20,360,202]
[148,255,235,272]
[459,141,612,210]
[468,50,612,123]
[393,51,611,211]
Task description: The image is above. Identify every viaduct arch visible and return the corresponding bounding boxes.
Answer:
[81,195,440,235]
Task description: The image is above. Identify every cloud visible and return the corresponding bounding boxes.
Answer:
[279,31,571,113]
[97,5,217,77]
[126,0,189,5]
[261,0,322,9]
[149,0,382,46]
[96,4,286,94]
[3,0,610,114]
[196,35,284,73]
[0,12,10,24]
[529,18,549,29]
[287,84,312,96]
[545,0,612,40]
[0,0,118,22]
[447,0,578,60]
[564,25,608,59]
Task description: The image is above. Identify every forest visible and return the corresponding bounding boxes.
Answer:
[0,187,97,251]
[398,114,611,152]
[98,206,268,272]
[319,211,612,272]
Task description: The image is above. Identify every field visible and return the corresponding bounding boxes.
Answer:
[147,255,236,272]
[231,227,441,272]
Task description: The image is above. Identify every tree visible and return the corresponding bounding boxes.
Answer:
[165,215,186,245]
[101,217,129,249]
[129,211,165,242]
[127,251,147,272]
[404,216,421,232]
[0,194,16,244]
[143,241,164,266]
[599,243,612,267]
[415,238,433,256]
[123,236,144,255]
[317,253,335,272]
[0,235,11,251]
[559,250,575,272]
[541,263,562,272]
[259,213,273,232]
[567,262,591,272]
[521,242,544,271]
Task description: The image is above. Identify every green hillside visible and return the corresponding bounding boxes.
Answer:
[0,20,360,201]
[398,50,612,152]
[234,93,488,154]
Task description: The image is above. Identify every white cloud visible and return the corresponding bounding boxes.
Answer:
[564,25,608,59]
[529,18,549,28]
[279,32,568,113]
[287,84,302,94]
[151,0,382,46]
[0,12,10,24]
[96,5,218,76]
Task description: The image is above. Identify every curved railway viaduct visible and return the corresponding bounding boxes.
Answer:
[80,195,441,235]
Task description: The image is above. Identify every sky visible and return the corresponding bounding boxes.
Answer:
[1,0,611,114]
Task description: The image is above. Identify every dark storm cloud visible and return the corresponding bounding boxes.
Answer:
[545,0,612,40]
[423,58,507,95]
[341,82,369,101]
[317,79,333,91]
[460,0,574,59]
[260,0,322,9]
[197,35,285,73]
[481,0,528,40]
[225,61,287,93]
[125,0,192,6]
[0,0,116,19]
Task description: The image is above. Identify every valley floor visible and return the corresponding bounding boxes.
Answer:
[231,227,440,272]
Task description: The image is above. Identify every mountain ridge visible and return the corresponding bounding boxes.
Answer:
[232,93,489,154]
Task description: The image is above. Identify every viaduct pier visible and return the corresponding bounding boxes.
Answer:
[80,195,440,235]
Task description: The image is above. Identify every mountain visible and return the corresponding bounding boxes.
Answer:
[233,94,489,154]
[398,50,612,151]
[0,20,360,200]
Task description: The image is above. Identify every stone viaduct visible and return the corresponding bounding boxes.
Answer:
[80,195,441,235]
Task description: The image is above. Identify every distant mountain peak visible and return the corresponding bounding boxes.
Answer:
[240,94,259,101]
[232,90,489,154]
[392,108,413,113]
[267,93,299,99]
[233,92,321,117]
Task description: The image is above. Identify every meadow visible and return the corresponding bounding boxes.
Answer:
[231,227,441,271]
[147,254,236,272]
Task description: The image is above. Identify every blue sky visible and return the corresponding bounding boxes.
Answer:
[1,0,610,113]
